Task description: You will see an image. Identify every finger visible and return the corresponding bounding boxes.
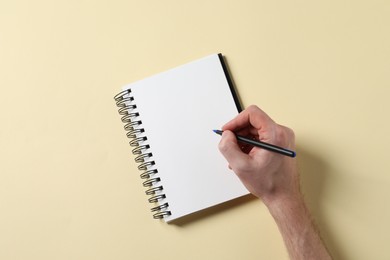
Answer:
[218,130,251,172]
[222,105,274,132]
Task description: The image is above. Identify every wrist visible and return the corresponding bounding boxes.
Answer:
[262,191,306,218]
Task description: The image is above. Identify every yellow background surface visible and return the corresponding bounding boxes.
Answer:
[1,1,389,259]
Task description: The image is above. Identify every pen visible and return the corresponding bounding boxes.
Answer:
[213,129,296,158]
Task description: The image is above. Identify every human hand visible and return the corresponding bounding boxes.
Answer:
[218,105,333,259]
[218,105,300,205]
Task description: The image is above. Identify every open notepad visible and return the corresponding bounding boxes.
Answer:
[114,54,249,222]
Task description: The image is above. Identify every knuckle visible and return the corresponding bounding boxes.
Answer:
[284,126,295,139]
[234,162,250,175]
[275,125,295,146]
[218,139,228,153]
[247,105,260,113]
[218,137,233,155]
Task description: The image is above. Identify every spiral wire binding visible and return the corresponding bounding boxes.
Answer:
[114,89,171,219]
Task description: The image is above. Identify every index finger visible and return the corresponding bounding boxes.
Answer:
[222,105,274,132]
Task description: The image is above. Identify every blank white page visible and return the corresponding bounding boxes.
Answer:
[123,54,249,222]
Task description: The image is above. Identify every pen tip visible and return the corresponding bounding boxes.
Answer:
[213,129,223,135]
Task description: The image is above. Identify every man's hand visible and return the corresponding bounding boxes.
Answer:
[218,105,332,260]
[218,105,299,205]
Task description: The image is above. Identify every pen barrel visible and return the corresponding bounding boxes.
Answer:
[213,130,296,158]
[236,135,296,157]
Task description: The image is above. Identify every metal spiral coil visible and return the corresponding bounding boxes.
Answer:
[114,89,171,220]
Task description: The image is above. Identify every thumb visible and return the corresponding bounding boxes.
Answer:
[218,130,250,171]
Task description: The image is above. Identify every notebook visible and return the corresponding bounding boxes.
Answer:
[114,54,249,222]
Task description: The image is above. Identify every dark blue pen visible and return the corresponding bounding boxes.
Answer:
[213,130,296,158]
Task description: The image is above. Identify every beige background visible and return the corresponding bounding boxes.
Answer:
[1,1,389,259]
